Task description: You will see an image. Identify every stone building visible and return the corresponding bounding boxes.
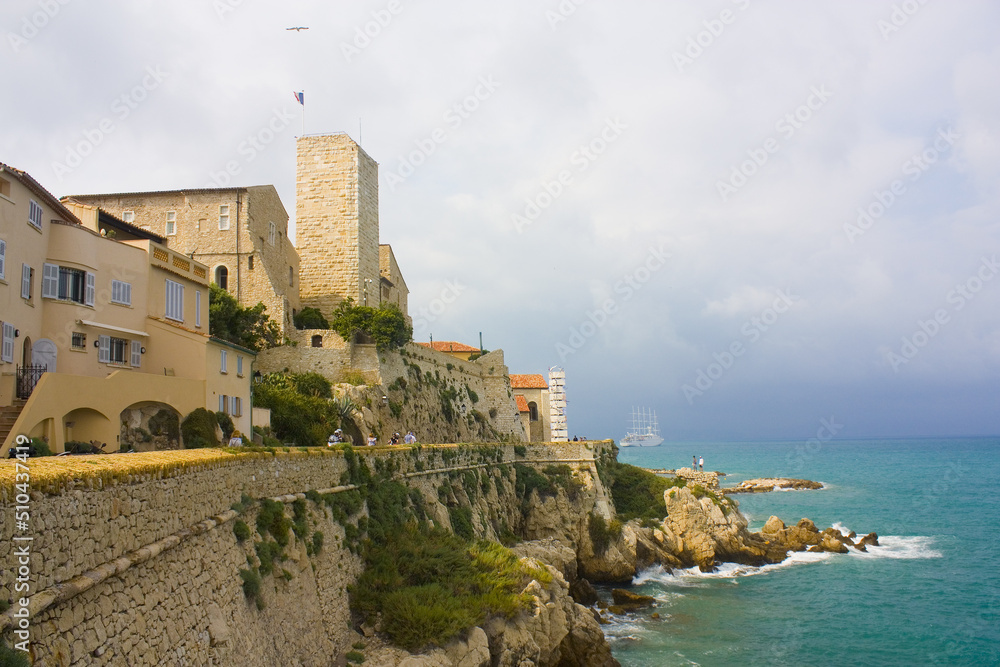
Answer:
[510,374,551,442]
[64,186,300,333]
[0,162,255,454]
[296,134,408,317]
[416,340,481,361]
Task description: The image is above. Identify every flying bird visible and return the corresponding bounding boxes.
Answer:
[286,26,309,31]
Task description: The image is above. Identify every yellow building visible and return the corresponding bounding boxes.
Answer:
[0,163,254,455]
[63,185,300,334]
[417,341,481,361]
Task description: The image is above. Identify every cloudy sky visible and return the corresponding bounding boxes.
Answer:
[4,1,999,441]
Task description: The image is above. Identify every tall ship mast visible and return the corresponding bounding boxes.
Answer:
[620,407,664,447]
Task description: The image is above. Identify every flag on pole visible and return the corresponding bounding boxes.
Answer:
[293,91,304,105]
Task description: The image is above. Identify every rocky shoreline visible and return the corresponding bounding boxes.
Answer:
[722,477,825,493]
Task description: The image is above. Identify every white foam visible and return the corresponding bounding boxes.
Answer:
[850,535,942,560]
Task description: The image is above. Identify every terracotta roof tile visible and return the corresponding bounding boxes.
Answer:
[515,395,530,412]
[417,341,480,353]
[509,374,548,389]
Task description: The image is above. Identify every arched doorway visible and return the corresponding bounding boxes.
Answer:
[21,336,31,368]
[32,338,57,372]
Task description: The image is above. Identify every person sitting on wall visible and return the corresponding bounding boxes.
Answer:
[404,431,416,444]
[228,431,243,447]
[389,432,400,445]
[367,433,377,447]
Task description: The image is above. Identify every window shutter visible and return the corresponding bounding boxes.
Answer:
[21,264,31,299]
[219,394,226,413]
[0,239,6,280]
[131,340,142,367]
[42,263,59,298]
[231,396,241,417]
[123,282,131,306]
[111,280,120,303]
[1,323,13,363]
[220,350,228,373]
[195,290,201,327]
[98,335,111,363]
[237,356,243,376]
[85,272,96,306]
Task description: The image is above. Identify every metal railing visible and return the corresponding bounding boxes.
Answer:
[16,364,46,399]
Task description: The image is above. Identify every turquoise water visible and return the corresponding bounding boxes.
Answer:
[609,438,1000,666]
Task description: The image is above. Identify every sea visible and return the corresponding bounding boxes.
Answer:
[607,437,1000,667]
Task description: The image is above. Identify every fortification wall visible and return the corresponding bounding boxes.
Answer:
[1,442,614,666]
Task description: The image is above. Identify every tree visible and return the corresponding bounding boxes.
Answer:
[209,284,281,352]
[330,298,412,351]
[294,307,329,330]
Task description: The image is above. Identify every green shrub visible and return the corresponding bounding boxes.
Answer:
[606,461,684,521]
[330,298,412,351]
[588,513,622,554]
[514,464,556,499]
[181,408,220,448]
[216,411,235,440]
[388,399,403,418]
[29,437,53,457]
[257,498,291,546]
[311,531,324,554]
[255,540,284,575]
[544,464,584,500]
[513,445,527,457]
[341,371,367,386]
[345,650,366,664]
[294,372,332,399]
[233,520,251,542]
[253,380,338,446]
[239,568,263,608]
[294,307,330,330]
[449,506,474,540]
[465,385,479,403]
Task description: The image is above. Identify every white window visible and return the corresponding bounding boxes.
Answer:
[131,340,142,367]
[231,396,242,417]
[166,211,176,236]
[0,239,6,279]
[111,280,132,306]
[195,290,202,328]
[123,211,135,223]
[219,205,230,230]
[100,336,129,365]
[1,322,13,363]
[42,263,58,298]
[220,349,228,374]
[219,394,228,413]
[21,264,33,300]
[165,279,184,321]
[85,272,96,306]
[268,222,276,246]
[28,200,42,229]
[237,355,243,376]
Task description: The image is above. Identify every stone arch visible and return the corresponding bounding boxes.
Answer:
[120,401,182,453]
[528,401,539,422]
[62,407,113,453]
[214,265,229,291]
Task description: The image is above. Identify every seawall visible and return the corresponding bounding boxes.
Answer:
[1,441,614,666]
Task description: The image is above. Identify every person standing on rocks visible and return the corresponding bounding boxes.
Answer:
[699,456,704,472]
[693,455,697,469]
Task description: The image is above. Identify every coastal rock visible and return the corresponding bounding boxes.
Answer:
[577,521,637,583]
[723,478,824,494]
[512,539,578,583]
[858,532,880,547]
[662,486,768,569]
[761,516,786,535]
[569,578,600,606]
[483,561,619,667]
[633,526,681,571]
[610,589,656,609]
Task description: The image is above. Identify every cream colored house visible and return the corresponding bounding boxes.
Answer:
[0,163,254,454]
[64,185,300,333]
[510,374,551,442]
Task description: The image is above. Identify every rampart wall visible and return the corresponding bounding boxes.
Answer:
[1,441,615,666]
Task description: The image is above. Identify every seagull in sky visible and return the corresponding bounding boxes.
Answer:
[286,27,309,31]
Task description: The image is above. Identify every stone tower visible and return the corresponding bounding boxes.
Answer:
[295,133,380,316]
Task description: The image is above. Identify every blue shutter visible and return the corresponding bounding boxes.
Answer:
[98,335,111,363]
[42,264,59,298]
[85,272,96,306]
[131,341,142,367]
[21,264,31,299]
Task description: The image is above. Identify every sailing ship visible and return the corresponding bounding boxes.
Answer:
[620,407,664,447]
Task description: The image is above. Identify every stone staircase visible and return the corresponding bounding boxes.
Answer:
[0,400,27,449]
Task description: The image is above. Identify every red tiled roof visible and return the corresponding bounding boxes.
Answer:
[515,395,530,412]
[417,341,480,353]
[510,374,548,389]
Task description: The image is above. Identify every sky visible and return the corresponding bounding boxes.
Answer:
[3,1,999,442]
